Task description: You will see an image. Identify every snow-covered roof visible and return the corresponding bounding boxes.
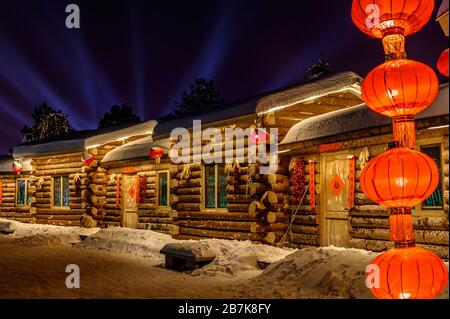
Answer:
[101,136,171,163]
[0,156,32,173]
[256,72,362,114]
[280,83,449,145]
[437,0,449,19]
[12,120,157,158]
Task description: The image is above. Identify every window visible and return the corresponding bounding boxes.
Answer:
[204,164,227,209]
[53,176,70,207]
[16,178,30,206]
[420,144,443,210]
[157,171,169,206]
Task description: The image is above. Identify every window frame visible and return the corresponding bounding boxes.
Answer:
[16,178,30,206]
[156,170,170,207]
[52,176,70,209]
[413,137,445,217]
[202,164,228,211]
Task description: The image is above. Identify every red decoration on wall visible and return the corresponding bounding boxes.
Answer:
[122,167,137,174]
[329,174,345,196]
[437,48,449,77]
[319,143,342,153]
[369,246,448,299]
[309,161,315,209]
[137,175,147,205]
[291,158,305,204]
[149,147,164,159]
[135,177,140,204]
[0,182,3,205]
[348,156,355,209]
[250,129,269,144]
[115,176,120,207]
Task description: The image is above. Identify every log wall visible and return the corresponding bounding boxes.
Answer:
[0,173,32,223]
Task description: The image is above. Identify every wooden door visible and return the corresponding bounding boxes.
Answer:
[320,153,350,247]
[122,175,138,228]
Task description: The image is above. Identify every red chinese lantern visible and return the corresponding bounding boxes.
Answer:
[361,59,439,118]
[82,152,95,166]
[368,246,448,299]
[250,129,269,144]
[351,0,435,39]
[360,147,439,208]
[12,161,23,174]
[149,147,164,159]
[437,48,449,77]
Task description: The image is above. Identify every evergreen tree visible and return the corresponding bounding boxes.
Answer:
[98,103,141,129]
[305,54,332,82]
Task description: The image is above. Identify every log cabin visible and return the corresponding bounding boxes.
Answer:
[0,72,447,260]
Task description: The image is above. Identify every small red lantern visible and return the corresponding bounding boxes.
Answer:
[250,129,269,144]
[360,147,439,208]
[149,147,164,159]
[12,161,22,174]
[368,246,448,299]
[361,59,439,118]
[82,152,95,166]
[437,48,449,77]
[351,0,435,39]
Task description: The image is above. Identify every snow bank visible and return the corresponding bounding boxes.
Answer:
[0,218,98,246]
[76,227,295,277]
[249,246,449,299]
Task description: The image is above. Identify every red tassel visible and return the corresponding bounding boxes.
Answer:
[309,161,315,208]
[348,156,355,209]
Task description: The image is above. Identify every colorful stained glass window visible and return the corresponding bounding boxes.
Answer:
[16,179,30,205]
[54,176,70,207]
[158,172,168,206]
[204,164,228,209]
[421,145,443,209]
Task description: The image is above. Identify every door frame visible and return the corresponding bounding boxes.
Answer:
[319,150,351,247]
[121,173,138,228]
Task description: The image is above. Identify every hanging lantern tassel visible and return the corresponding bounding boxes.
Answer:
[82,152,95,166]
[180,164,191,180]
[348,156,355,209]
[12,161,22,174]
[108,173,116,185]
[115,176,120,207]
[135,176,140,204]
[37,177,45,189]
[138,175,147,205]
[309,161,315,209]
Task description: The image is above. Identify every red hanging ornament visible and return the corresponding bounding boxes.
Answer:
[12,161,22,174]
[291,158,305,204]
[115,176,120,207]
[82,152,95,166]
[250,129,269,144]
[309,161,315,209]
[149,147,164,160]
[437,48,449,77]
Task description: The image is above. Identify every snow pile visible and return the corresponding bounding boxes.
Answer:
[76,227,294,277]
[77,227,181,261]
[247,246,449,299]
[0,218,99,246]
[190,239,295,278]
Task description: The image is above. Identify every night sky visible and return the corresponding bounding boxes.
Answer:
[0,0,447,154]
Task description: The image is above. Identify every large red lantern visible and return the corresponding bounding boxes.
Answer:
[351,0,435,39]
[360,147,439,208]
[81,152,95,166]
[369,246,448,299]
[361,59,439,118]
[437,48,449,77]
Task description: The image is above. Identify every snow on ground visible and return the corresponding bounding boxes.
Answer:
[0,218,98,246]
[1,219,448,299]
[245,246,449,299]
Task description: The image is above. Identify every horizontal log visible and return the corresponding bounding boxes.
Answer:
[291,233,319,246]
[176,194,201,203]
[227,203,250,212]
[176,211,258,222]
[290,224,319,235]
[177,219,255,232]
[175,203,201,211]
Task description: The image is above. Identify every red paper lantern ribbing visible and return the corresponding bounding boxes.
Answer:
[351,0,435,39]
[369,246,448,299]
[360,147,439,208]
[437,48,449,77]
[149,147,164,159]
[361,59,439,118]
